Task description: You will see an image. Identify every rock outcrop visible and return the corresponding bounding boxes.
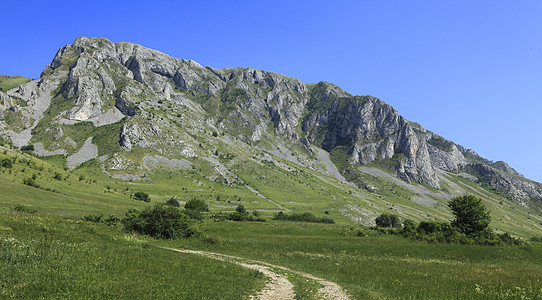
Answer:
[303,82,439,188]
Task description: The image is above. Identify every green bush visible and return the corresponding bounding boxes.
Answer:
[165,197,180,207]
[133,191,150,202]
[375,213,401,228]
[235,204,247,215]
[401,219,416,236]
[212,210,266,222]
[20,145,35,152]
[84,214,104,223]
[185,198,208,212]
[272,212,334,224]
[183,209,203,221]
[0,158,13,168]
[23,177,39,188]
[84,214,120,226]
[14,204,37,214]
[122,204,197,239]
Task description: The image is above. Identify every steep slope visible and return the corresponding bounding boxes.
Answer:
[1,36,541,224]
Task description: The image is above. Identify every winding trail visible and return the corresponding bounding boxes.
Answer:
[165,248,349,300]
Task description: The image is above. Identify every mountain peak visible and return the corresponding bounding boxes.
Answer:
[1,37,541,209]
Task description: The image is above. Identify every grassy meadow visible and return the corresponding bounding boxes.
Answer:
[1,145,542,299]
[168,221,542,299]
[0,212,266,299]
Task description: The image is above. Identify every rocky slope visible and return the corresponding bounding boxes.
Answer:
[1,36,541,208]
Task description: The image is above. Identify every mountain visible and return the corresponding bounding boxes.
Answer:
[1,37,541,229]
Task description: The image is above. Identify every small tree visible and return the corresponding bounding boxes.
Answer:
[448,195,491,235]
[375,213,401,228]
[236,204,247,215]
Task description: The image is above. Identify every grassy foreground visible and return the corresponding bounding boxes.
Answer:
[165,221,542,299]
[2,209,542,299]
[1,146,542,299]
[0,212,266,299]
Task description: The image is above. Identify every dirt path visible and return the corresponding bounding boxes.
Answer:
[165,248,349,300]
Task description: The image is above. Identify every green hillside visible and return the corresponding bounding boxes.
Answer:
[1,143,542,298]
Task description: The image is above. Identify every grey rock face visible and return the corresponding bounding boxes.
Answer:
[303,83,439,188]
[4,36,541,206]
[0,91,12,108]
[492,161,523,177]
[466,163,542,207]
[427,143,468,172]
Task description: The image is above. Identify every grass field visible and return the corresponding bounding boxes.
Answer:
[0,212,266,299]
[1,144,542,299]
[167,221,542,299]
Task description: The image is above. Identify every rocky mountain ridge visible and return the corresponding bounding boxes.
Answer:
[1,36,541,208]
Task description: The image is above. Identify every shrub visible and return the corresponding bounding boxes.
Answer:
[183,209,203,221]
[401,219,416,236]
[272,212,334,224]
[235,204,247,215]
[20,144,34,152]
[165,197,180,207]
[14,204,36,214]
[0,158,12,168]
[23,177,39,188]
[85,214,122,226]
[122,204,197,239]
[133,191,150,202]
[84,214,104,223]
[185,198,208,212]
[375,213,401,228]
[417,221,444,234]
[104,215,121,226]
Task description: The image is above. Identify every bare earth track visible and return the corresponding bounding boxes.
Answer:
[165,248,350,300]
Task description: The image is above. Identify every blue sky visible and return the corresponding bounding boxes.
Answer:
[1,0,541,182]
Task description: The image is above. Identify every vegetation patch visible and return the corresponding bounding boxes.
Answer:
[273,211,335,224]
[0,75,32,92]
[122,204,198,239]
[427,135,454,152]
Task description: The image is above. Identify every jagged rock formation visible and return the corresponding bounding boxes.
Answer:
[1,36,541,206]
[303,83,439,188]
[464,163,542,207]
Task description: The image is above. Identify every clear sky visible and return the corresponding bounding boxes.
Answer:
[1,0,541,182]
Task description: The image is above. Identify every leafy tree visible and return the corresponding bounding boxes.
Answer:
[133,191,150,202]
[375,213,401,228]
[448,195,491,235]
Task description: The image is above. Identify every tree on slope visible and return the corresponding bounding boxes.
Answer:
[448,195,491,235]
